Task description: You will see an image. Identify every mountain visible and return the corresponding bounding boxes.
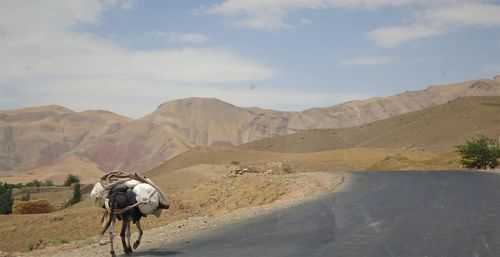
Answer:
[289,78,500,130]
[238,96,500,153]
[0,105,130,179]
[83,98,299,172]
[88,77,500,172]
[149,96,500,176]
[1,76,499,178]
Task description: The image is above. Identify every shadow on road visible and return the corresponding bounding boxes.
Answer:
[132,249,183,256]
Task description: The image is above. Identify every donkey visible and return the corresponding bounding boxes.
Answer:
[101,184,145,256]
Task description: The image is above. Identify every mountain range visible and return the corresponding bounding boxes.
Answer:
[1,76,499,183]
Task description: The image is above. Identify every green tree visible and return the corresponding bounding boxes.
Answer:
[457,135,500,170]
[25,179,43,187]
[71,183,81,205]
[63,175,80,187]
[0,183,14,214]
[44,179,54,187]
[20,192,30,201]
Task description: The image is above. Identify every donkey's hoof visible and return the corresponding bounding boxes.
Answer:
[133,240,140,249]
[125,247,133,254]
[110,250,116,257]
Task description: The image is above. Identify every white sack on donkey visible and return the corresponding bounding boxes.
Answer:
[90,171,170,257]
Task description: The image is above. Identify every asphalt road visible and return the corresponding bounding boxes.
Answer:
[137,171,500,257]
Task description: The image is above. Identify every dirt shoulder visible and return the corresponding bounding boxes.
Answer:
[2,166,343,256]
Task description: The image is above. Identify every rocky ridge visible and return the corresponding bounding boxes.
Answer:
[1,77,499,177]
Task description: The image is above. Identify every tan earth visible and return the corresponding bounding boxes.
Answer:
[0,164,343,254]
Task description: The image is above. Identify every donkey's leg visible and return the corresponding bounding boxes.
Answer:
[109,216,116,257]
[126,219,132,253]
[100,211,112,237]
[99,211,111,245]
[133,220,143,249]
[120,216,132,254]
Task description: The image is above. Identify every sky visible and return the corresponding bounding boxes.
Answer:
[1,0,500,118]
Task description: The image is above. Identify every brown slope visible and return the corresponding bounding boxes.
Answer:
[85,98,298,172]
[149,98,295,146]
[0,105,131,173]
[238,96,500,153]
[2,76,499,176]
[146,146,396,178]
[88,77,500,173]
[0,154,105,184]
[287,78,500,130]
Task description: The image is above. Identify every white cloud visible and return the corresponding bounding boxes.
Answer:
[339,56,394,66]
[300,18,312,25]
[367,25,442,48]
[421,3,500,27]
[149,31,209,43]
[0,1,271,83]
[234,13,292,31]
[118,0,137,10]
[202,0,433,30]
[203,0,500,47]
[0,0,274,116]
[367,3,500,47]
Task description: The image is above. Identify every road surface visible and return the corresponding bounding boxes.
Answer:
[137,171,500,257]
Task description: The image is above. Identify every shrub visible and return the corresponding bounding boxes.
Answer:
[20,192,30,201]
[456,135,500,170]
[25,180,43,187]
[0,183,14,214]
[282,164,293,173]
[52,238,70,244]
[44,179,54,186]
[71,183,81,205]
[26,239,45,251]
[63,174,80,187]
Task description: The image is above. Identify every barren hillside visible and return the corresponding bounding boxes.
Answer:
[239,96,500,153]
[83,98,294,172]
[1,77,499,176]
[292,79,500,130]
[0,105,130,178]
[86,77,500,172]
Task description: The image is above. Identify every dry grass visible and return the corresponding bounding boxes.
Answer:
[0,164,342,252]
[12,200,52,214]
[147,146,460,177]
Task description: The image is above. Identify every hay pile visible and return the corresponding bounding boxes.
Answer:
[12,199,52,214]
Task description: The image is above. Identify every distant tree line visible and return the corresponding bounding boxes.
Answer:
[24,179,54,187]
[0,174,82,214]
[6,175,80,189]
